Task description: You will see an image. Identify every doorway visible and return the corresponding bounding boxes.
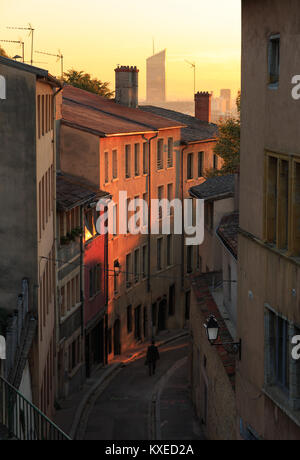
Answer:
[158,299,167,331]
[134,305,142,341]
[113,319,121,356]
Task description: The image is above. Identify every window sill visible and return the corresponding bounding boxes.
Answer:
[68,362,84,380]
[89,291,102,302]
[268,83,279,90]
[61,303,82,323]
[263,385,300,428]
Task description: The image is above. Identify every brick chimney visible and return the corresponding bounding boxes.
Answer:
[115,66,139,108]
[194,91,212,123]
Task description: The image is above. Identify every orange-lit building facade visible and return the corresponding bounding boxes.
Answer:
[58,83,190,358]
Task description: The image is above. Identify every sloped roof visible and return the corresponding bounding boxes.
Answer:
[0,55,62,87]
[62,99,150,136]
[140,105,218,143]
[62,85,185,136]
[189,175,235,201]
[56,173,109,211]
[217,212,239,259]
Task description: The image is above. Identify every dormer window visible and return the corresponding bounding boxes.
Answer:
[0,75,6,100]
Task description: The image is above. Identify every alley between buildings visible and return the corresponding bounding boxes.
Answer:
[81,337,203,441]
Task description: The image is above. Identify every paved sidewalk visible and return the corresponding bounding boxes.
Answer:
[53,329,189,438]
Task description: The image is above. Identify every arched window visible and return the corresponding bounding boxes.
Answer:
[0,335,6,359]
[0,75,6,100]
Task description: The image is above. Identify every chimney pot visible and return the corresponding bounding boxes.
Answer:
[115,65,139,108]
[194,91,212,123]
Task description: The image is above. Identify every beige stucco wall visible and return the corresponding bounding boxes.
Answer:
[35,80,56,415]
[190,288,236,440]
[237,234,300,439]
[238,1,300,438]
[240,0,300,240]
[60,125,100,187]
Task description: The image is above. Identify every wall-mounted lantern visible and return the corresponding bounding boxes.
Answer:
[204,315,242,360]
[114,260,121,277]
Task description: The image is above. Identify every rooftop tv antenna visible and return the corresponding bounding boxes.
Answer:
[0,39,25,62]
[35,49,64,78]
[185,60,196,96]
[7,23,34,65]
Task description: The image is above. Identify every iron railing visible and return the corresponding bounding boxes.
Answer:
[0,376,71,440]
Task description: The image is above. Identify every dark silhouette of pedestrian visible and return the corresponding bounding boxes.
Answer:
[145,340,160,376]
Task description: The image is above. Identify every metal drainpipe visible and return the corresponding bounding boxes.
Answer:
[52,84,63,400]
[79,205,84,337]
[181,143,188,289]
[104,217,109,365]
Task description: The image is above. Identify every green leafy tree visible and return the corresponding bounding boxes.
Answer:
[205,91,240,178]
[64,69,114,98]
[0,45,9,58]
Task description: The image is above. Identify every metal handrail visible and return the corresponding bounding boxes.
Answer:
[0,376,71,440]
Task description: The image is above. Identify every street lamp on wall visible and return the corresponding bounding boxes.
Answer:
[204,315,242,360]
[114,260,121,277]
[204,315,219,343]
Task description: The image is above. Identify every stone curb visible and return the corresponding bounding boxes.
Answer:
[153,356,188,440]
[69,362,122,440]
[70,330,190,440]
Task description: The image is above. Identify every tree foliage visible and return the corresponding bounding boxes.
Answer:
[205,91,240,178]
[64,69,114,98]
[0,46,9,58]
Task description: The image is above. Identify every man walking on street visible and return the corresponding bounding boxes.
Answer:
[146,340,160,376]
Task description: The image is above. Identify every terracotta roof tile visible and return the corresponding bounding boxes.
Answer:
[62,85,184,135]
[217,212,239,259]
[189,174,235,200]
[56,172,109,210]
[140,105,218,143]
[62,99,150,136]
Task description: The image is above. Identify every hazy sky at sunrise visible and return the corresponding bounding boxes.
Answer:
[1,0,241,100]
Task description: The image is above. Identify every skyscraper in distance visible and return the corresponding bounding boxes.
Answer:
[220,89,231,112]
[146,49,166,103]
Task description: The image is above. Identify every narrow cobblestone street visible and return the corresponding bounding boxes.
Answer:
[83,337,204,441]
